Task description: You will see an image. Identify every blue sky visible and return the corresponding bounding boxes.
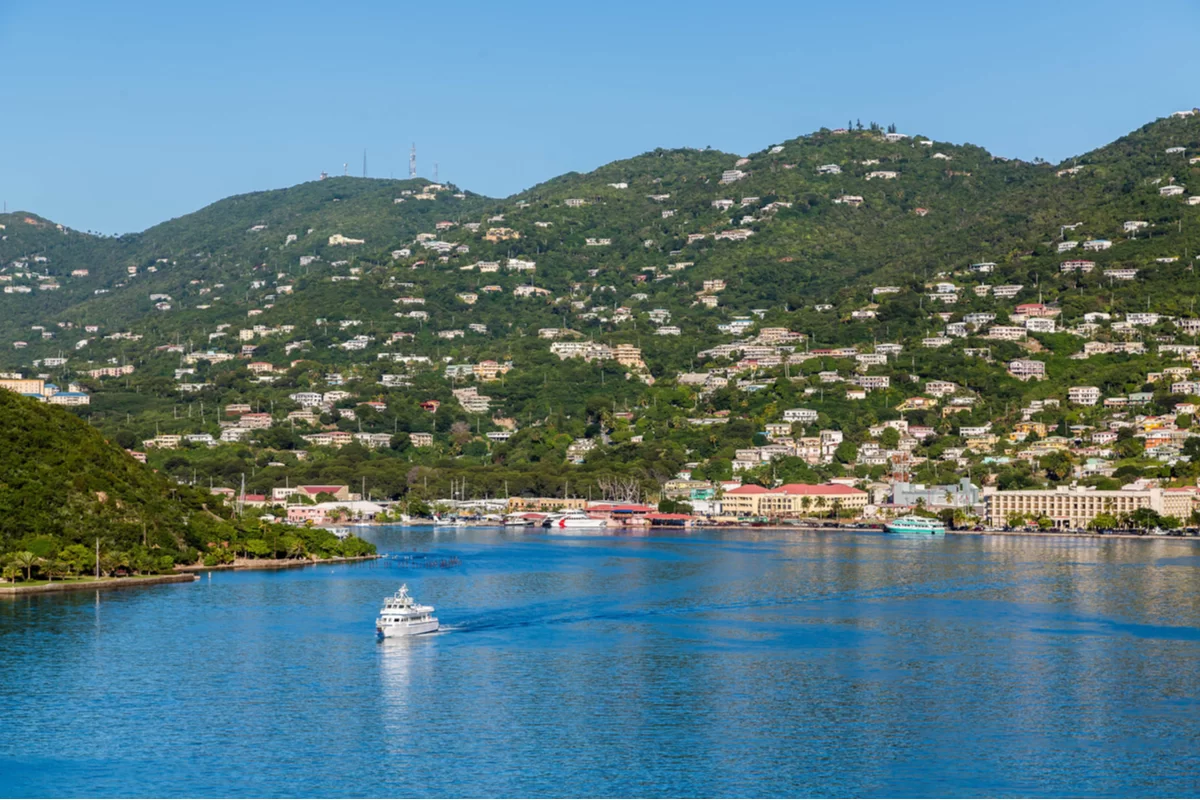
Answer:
[1,0,1198,234]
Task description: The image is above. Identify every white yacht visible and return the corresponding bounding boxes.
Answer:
[541,510,607,529]
[504,512,544,527]
[376,584,439,638]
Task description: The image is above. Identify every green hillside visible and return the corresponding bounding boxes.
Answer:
[3,111,1200,511]
[0,390,376,579]
[0,389,212,556]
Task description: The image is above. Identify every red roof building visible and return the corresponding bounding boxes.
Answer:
[723,483,868,518]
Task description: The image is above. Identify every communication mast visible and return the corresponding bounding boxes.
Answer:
[434,162,439,183]
[409,143,416,179]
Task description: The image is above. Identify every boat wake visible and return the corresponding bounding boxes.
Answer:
[444,575,1029,634]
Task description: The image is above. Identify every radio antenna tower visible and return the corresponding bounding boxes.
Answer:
[363,149,367,178]
[434,162,439,183]
[409,143,417,179]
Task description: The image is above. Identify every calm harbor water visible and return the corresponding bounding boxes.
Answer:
[2,527,1200,798]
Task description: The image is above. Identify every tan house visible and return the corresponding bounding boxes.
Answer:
[722,483,868,518]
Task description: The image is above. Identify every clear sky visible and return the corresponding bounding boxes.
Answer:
[1,0,1198,234]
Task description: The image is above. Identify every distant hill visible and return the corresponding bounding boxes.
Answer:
[3,114,1195,355]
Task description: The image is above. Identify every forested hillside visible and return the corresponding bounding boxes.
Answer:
[3,110,1200,509]
[0,390,212,554]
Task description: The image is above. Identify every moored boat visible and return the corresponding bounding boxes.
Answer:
[885,515,946,535]
[541,510,607,529]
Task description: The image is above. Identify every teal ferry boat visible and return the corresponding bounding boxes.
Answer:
[884,515,946,535]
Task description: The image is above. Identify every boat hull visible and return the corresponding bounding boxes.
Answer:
[542,517,607,529]
[885,522,945,535]
[377,619,440,638]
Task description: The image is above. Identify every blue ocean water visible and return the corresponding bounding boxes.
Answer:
[2,527,1199,798]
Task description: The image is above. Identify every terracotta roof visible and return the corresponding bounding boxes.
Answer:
[726,484,770,495]
[770,483,866,496]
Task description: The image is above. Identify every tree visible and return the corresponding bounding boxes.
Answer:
[59,544,95,576]
[406,498,432,518]
[1125,507,1163,531]
[44,559,71,582]
[450,421,472,448]
[246,539,272,558]
[11,551,38,581]
[1039,450,1074,482]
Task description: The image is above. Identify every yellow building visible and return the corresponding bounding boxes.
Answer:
[1014,422,1048,437]
[723,483,868,518]
[0,378,45,396]
[965,435,999,452]
[612,344,645,370]
[985,486,1194,529]
[507,497,588,512]
[484,227,520,243]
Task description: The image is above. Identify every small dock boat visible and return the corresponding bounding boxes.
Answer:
[541,510,607,529]
[885,515,946,535]
[376,584,439,638]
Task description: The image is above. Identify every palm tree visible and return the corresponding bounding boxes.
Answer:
[287,540,307,560]
[952,508,971,530]
[12,551,38,582]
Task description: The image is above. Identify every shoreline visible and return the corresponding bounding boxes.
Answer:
[946,528,1200,543]
[385,520,1200,544]
[0,573,197,597]
[174,554,379,573]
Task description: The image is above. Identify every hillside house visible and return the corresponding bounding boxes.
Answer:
[1008,359,1046,381]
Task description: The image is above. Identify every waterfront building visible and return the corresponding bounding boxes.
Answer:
[722,483,868,518]
[984,485,1193,529]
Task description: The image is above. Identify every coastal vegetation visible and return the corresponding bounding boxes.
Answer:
[0,392,374,582]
